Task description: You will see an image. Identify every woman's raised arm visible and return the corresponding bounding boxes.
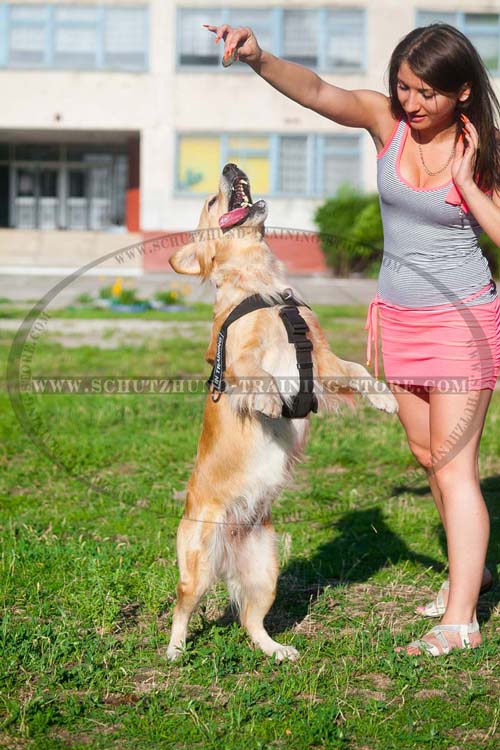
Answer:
[204,23,391,135]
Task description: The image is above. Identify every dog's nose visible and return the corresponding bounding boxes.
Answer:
[222,163,238,176]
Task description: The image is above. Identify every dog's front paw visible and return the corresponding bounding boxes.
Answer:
[367,390,398,413]
[227,386,283,418]
[166,643,184,662]
[272,644,300,662]
[251,391,283,418]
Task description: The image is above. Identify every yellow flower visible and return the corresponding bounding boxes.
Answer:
[112,277,123,297]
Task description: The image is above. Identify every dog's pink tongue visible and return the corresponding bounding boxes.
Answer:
[219,206,249,229]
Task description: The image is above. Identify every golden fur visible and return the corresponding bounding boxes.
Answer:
[166,165,397,661]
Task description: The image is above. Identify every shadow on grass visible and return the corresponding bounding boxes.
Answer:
[349,475,500,627]
[267,506,442,634]
[179,476,500,644]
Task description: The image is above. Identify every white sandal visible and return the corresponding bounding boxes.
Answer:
[398,619,481,657]
[415,573,493,618]
[415,579,449,617]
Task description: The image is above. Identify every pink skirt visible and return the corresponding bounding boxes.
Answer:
[365,282,500,391]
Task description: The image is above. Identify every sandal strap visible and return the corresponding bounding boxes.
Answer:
[429,621,479,650]
[407,637,441,656]
[407,620,479,656]
[418,579,450,617]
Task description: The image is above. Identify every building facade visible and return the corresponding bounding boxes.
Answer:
[0,0,499,271]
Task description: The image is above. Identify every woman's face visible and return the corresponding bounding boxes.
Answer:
[396,61,466,130]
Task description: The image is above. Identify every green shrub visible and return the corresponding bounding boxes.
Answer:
[154,289,186,306]
[480,232,500,278]
[115,288,141,305]
[76,292,93,305]
[99,285,113,300]
[314,185,382,276]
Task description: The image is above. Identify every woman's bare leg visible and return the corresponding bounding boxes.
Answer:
[399,387,493,654]
[430,389,493,626]
[390,384,445,516]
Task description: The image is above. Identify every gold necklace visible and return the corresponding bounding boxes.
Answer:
[416,130,456,176]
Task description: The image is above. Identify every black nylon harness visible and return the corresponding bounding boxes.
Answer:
[207,289,318,419]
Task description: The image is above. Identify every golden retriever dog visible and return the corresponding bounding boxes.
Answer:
[167,163,397,662]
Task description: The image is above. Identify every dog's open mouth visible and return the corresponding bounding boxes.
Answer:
[219,171,254,230]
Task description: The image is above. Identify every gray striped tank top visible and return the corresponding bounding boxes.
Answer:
[377,118,496,308]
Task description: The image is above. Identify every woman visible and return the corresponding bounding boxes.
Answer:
[203,22,500,656]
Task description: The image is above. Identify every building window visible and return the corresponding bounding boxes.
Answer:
[176,133,361,197]
[416,10,500,73]
[8,4,48,67]
[320,136,361,195]
[177,7,273,67]
[226,136,271,193]
[283,10,318,67]
[279,136,308,193]
[325,9,365,70]
[2,3,149,71]
[177,6,365,72]
[53,6,98,69]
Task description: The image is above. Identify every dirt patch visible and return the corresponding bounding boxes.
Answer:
[414,689,449,700]
[370,673,392,690]
[295,691,324,704]
[345,581,433,631]
[0,735,29,749]
[323,465,348,475]
[50,726,121,746]
[130,668,172,694]
[348,687,385,702]
[292,612,323,636]
[187,683,230,706]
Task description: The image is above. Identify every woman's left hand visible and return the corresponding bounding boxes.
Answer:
[451,114,478,191]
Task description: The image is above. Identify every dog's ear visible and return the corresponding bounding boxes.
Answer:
[170,240,203,276]
[170,236,215,277]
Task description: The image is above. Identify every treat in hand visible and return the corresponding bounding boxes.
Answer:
[222,47,237,67]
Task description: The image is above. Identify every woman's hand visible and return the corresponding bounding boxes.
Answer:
[451,114,478,191]
[203,24,262,67]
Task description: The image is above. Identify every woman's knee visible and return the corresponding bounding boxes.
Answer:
[431,460,479,496]
[407,440,433,469]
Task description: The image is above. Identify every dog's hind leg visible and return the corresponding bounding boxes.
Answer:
[227,518,299,662]
[167,516,218,662]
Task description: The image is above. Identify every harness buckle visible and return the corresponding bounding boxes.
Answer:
[208,380,225,402]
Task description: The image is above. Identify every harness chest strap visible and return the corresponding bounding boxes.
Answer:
[207,290,318,419]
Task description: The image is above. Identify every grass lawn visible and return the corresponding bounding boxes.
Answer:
[1,304,499,750]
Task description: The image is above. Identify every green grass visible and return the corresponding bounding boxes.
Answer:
[0,303,368,323]
[1,306,499,749]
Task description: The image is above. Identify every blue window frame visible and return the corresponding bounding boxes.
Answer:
[0,3,149,71]
[175,132,362,198]
[176,6,366,73]
[416,10,500,74]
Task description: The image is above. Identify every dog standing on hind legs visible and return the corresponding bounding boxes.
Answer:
[166,163,398,662]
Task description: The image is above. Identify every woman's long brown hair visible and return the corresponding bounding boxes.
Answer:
[388,24,500,192]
